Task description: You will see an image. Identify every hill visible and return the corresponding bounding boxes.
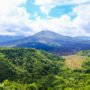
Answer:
[0,47,65,82]
[0,48,90,89]
[77,50,90,56]
[0,31,90,56]
[76,50,90,73]
[75,36,90,40]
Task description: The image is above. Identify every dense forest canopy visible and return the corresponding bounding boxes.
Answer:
[0,48,90,90]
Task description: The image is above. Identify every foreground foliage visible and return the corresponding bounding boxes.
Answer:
[0,48,90,90]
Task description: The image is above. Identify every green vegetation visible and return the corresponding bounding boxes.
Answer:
[49,42,61,47]
[0,48,90,90]
[77,50,90,73]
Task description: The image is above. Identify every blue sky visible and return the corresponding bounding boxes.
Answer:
[24,0,76,19]
[0,0,90,36]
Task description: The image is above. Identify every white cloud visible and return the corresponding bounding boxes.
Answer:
[0,0,26,15]
[30,15,80,36]
[35,0,53,5]
[53,0,90,6]
[28,4,90,36]
[73,4,90,35]
[35,0,90,6]
[40,4,55,15]
[35,0,90,14]
[0,0,32,36]
[35,0,55,14]
[0,0,90,36]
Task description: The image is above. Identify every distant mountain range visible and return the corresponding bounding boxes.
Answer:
[75,36,90,40]
[0,35,25,42]
[0,31,90,55]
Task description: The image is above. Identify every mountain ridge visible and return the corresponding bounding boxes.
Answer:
[0,30,90,55]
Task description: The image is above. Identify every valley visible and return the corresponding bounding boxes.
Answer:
[0,31,90,90]
[0,0,90,89]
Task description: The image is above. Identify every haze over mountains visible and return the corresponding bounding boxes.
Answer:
[0,30,90,55]
[75,36,90,40]
[0,35,25,42]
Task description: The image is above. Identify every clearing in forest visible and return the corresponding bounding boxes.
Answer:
[63,55,86,69]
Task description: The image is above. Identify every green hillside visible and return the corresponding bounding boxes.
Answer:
[77,50,90,56]
[77,50,90,73]
[0,48,90,90]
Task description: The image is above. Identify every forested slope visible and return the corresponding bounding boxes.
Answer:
[0,48,90,90]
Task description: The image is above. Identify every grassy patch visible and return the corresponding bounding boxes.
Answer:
[63,55,86,69]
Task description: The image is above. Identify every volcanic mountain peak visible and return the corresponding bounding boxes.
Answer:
[32,30,71,40]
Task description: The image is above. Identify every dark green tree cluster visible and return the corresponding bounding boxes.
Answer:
[0,48,90,90]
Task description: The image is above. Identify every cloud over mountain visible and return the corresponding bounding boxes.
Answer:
[0,0,90,36]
